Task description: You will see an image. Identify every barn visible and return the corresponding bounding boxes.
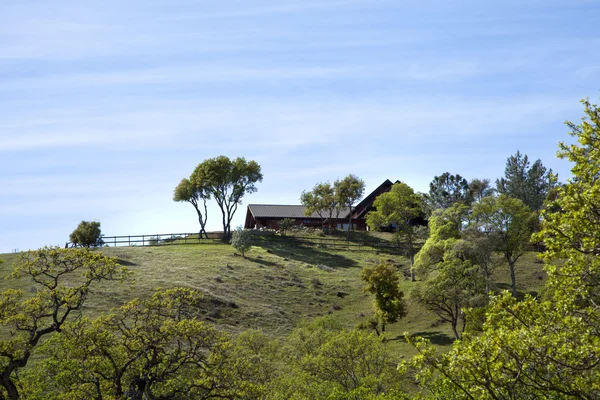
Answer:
[243,179,396,231]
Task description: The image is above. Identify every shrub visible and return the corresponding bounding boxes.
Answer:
[69,220,103,248]
[279,218,294,236]
[231,228,253,257]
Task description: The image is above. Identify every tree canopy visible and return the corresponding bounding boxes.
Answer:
[69,220,103,247]
[426,172,470,210]
[191,156,262,238]
[496,150,557,211]
[173,177,210,238]
[405,97,600,399]
[334,174,365,235]
[366,182,425,281]
[0,248,129,399]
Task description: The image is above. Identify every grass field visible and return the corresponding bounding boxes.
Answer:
[0,231,547,358]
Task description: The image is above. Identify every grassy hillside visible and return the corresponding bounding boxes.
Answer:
[0,232,547,357]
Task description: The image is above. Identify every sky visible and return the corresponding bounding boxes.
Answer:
[1,0,599,253]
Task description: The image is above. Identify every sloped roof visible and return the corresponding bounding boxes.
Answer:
[247,204,351,219]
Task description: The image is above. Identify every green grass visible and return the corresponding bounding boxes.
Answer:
[0,234,547,357]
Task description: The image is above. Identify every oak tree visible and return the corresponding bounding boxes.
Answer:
[173,177,210,238]
[191,156,262,239]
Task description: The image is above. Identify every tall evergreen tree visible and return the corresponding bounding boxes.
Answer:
[496,150,557,211]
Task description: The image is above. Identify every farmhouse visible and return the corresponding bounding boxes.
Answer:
[244,179,396,231]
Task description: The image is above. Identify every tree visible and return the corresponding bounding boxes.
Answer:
[468,178,495,203]
[496,150,557,211]
[366,182,425,281]
[69,220,103,247]
[0,248,129,400]
[334,174,365,237]
[28,288,264,399]
[279,218,294,236]
[405,98,600,399]
[472,195,535,298]
[300,182,338,229]
[231,227,253,257]
[361,261,407,336]
[173,177,210,238]
[426,173,470,210]
[277,317,408,399]
[191,156,262,239]
[411,259,486,340]
[413,203,469,279]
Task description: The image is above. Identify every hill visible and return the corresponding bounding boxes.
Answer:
[0,231,547,357]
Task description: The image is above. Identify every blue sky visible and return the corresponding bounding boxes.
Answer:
[1,0,599,253]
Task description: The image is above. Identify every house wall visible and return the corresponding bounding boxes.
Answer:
[253,217,367,231]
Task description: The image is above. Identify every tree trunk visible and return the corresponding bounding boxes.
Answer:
[1,370,19,400]
[509,259,517,298]
[451,319,460,341]
[409,243,416,282]
[346,206,353,239]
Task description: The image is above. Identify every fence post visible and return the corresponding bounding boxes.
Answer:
[142,235,145,246]
[128,236,131,246]
[114,236,116,247]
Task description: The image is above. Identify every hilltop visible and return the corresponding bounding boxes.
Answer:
[0,231,546,357]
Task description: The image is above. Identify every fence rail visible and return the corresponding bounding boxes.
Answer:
[66,232,227,248]
[66,231,414,253]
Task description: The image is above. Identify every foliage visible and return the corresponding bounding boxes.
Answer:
[334,174,366,235]
[426,172,470,210]
[69,220,103,248]
[405,98,600,400]
[496,150,557,211]
[472,195,536,297]
[468,178,495,203]
[300,182,337,228]
[173,177,210,238]
[231,227,253,257]
[366,182,425,280]
[0,248,129,400]
[411,259,487,340]
[191,156,263,238]
[26,288,267,400]
[413,203,469,278]
[279,218,295,236]
[361,261,407,335]
[273,317,408,399]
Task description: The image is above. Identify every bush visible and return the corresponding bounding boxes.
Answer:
[231,228,253,257]
[279,218,294,236]
[69,220,103,248]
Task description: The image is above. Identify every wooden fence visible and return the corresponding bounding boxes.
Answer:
[67,231,413,254]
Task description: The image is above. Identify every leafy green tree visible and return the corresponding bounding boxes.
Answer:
[413,203,469,278]
[0,248,129,400]
[334,174,365,237]
[426,172,470,210]
[300,182,338,229]
[496,150,557,211]
[173,177,210,238]
[454,226,503,293]
[411,259,486,340]
[366,182,425,281]
[472,195,535,297]
[361,261,407,336]
[279,218,294,236]
[69,220,103,247]
[405,98,600,400]
[274,317,408,399]
[191,156,263,239]
[231,227,253,257]
[27,288,263,400]
[468,178,495,203]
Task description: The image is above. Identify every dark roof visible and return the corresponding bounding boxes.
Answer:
[247,204,351,219]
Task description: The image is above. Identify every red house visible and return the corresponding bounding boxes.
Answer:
[244,179,396,231]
